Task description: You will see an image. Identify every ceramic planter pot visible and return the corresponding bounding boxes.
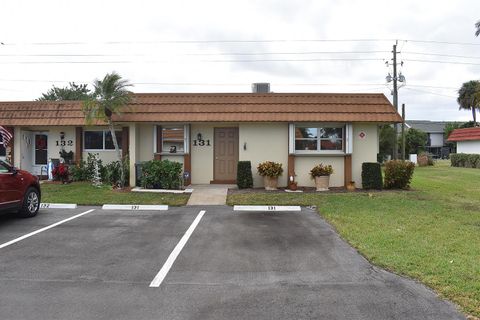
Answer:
[314,175,330,191]
[289,182,298,191]
[346,181,356,192]
[264,176,279,190]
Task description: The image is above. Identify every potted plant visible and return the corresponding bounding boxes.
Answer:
[346,181,356,191]
[288,175,298,191]
[257,161,283,190]
[310,163,333,191]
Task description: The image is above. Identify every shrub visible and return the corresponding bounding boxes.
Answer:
[237,161,253,189]
[384,160,415,189]
[52,163,69,183]
[451,153,480,168]
[361,162,382,189]
[310,163,333,178]
[141,159,183,189]
[70,161,90,181]
[257,161,283,177]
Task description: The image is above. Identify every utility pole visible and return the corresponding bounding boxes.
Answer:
[401,103,406,160]
[392,42,399,160]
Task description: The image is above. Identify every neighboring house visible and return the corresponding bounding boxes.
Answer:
[447,127,480,154]
[403,120,453,158]
[0,88,401,188]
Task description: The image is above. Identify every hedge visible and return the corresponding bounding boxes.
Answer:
[361,162,382,189]
[450,153,480,168]
[237,161,253,189]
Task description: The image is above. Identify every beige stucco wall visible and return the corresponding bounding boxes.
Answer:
[137,123,154,162]
[351,123,379,188]
[239,123,289,187]
[294,156,344,187]
[457,140,480,154]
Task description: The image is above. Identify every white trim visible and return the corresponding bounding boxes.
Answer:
[184,124,190,154]
[288,123,295,154]
[0,209,95,250]
[289,123,346,155]
[131,187,193,194]
[345,123,353,154]
[153,125,157,154]
[40,203,78,209]
[149,210,206,287]
[234,205,301,212]
[102,204,168,211]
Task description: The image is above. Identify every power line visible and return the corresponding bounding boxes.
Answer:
[405,59,480,66]
[404,52,480,60]
[403,87,457,98]
[0,50,390,57]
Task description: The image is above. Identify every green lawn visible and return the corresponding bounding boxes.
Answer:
[41,182,190,206]
[227,162,480,318]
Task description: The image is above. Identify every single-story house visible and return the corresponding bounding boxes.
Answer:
[0,88,402,188]
[447,127,480,154]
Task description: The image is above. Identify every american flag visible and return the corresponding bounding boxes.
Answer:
[0,126,13,147]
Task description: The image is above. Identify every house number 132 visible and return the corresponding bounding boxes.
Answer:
[193,139,211,146]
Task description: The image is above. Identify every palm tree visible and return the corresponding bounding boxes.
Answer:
[476,20,480,37]
[83,72,132,188]
[457,80,480,126]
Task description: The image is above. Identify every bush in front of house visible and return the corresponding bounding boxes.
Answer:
[103,156,130,187]
[361,162,382,190]
[257,161,283,177]
[141,159,183,189]
[450,153,480,168]
[383,160,415,189]
[237,161,253,189]
[52,163,69,183]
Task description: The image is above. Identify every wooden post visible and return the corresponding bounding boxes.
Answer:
[287,154,295,186]
[75,127,83,164]
[154,125,162,160]
[344,154,352,187]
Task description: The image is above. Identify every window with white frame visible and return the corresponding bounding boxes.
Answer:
[0,135,5,157]
[84,130,122,151]
[291,124,348,154]
[155,125,189,154]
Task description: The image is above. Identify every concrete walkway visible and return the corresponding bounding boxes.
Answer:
[186,184,235,205]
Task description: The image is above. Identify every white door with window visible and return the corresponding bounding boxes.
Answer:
[32,133,48,175]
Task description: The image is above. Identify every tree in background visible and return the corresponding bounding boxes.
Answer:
[405,128,427,155]
[37,82,91,101]
[457,80,480,126]
[475,20,480,37]
[378,125,397,161]
[82,72,132,188]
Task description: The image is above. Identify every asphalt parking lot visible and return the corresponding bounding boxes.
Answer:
[0,206,465,320]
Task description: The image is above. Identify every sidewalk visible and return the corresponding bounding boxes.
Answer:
[186,184,235,206]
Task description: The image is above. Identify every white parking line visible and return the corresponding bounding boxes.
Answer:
[233,205,301,212]
[149,210,206,288]
[0,209,95,250]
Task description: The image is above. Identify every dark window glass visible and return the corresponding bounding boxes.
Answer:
[35,134,48,165]
[295,139,318,151]
[320,139,343,150]
[105,131,122,150]
[84,131,104,150]
[0,136,5,157]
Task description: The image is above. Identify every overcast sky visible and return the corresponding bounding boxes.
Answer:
[1,0,480,121]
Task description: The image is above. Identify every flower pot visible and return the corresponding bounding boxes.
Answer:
[314,175,330,191]
[346,181,356,192]
[263,176,279,190]
[289,182,298,191]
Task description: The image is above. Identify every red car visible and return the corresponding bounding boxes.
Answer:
[0,160,41,217]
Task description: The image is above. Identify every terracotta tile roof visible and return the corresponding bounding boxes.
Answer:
[0,93,402,126]
[447,127,480,142]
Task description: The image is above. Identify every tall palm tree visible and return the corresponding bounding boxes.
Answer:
[83,72,132,188]
[476,20,480,37]
[457,80,480,126]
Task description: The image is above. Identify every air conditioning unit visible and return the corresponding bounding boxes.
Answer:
[251,83,270,93]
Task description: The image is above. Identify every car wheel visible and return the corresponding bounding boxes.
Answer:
[18,187,40,218]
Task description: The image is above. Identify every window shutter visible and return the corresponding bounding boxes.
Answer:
[345,124,353,154]
[288,123,295,154]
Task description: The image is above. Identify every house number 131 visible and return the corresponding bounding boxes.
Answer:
[193,139,211,146]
